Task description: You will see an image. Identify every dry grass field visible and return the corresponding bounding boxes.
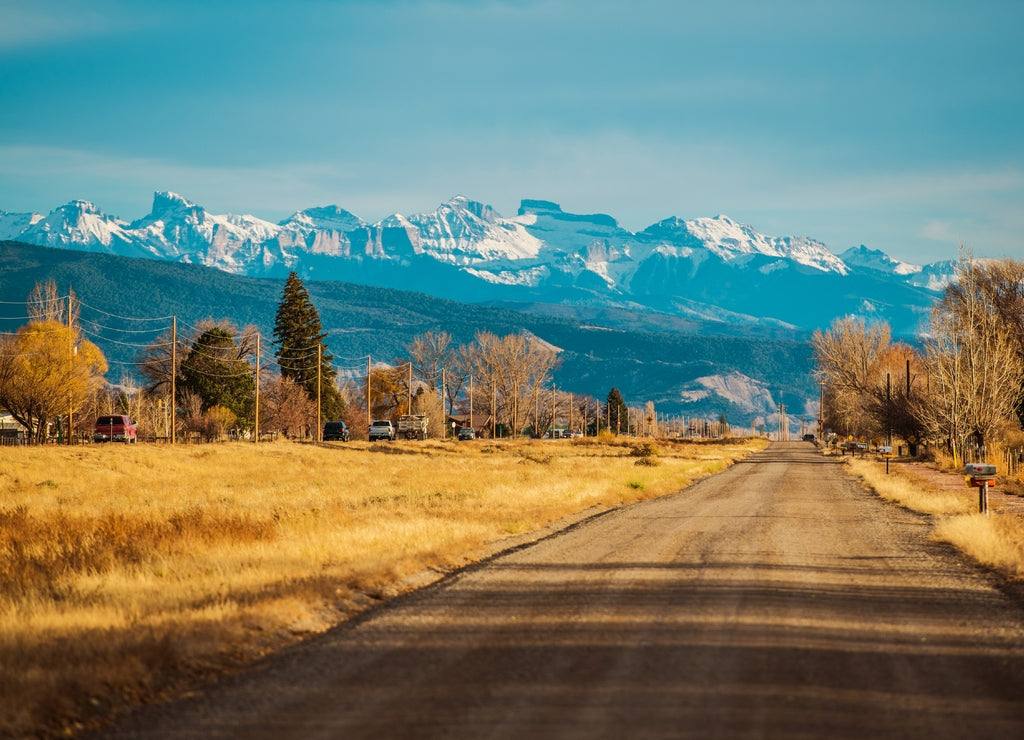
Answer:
[0,434,765,738]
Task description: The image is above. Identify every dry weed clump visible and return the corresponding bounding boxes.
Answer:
[0,436,764,738]
[630,442,662,466]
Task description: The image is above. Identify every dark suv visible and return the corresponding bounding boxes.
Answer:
[323,420,350,442]
[93,414,138,443]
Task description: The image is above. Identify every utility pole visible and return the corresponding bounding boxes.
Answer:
[254,333,260,443]
[551,384,556,435]
[317,344,322,442]
[887,371,892,446]
[366,355,372,429]
[818,381,824,442]
[534,387,539,437]
[171,316,177,445]
[67,290,73,445]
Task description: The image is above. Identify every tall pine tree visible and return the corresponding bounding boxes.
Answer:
[605,387,629,435]
[273,272,343,420]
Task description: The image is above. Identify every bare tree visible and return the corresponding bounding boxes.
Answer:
[136,327,179,396]
[26,279,78,326]
[463,331,502,436]
[408,331,452,391]
[444,351,470,420]
[410,387,446,438]
[462,331,561,436]
[969,258,1024,426]
[812,317,893,439]
[862,343,928,446]
[918,254,1024,464]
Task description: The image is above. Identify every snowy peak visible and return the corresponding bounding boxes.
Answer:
[17,200,129,250]
[152,190,199,215]
[281,205,365,232]
[0,209,43,240]
[404,196,543,263]
[442,195,499,223]
[642,214,847,275]
[840,245,921,276]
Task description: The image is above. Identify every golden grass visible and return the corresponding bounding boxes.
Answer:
[846,457,1024,582]
[844,458,975,516]
[933,515,1024,579]
[0,435,765,738]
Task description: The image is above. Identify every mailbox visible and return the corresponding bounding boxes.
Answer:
[965,462,996,488]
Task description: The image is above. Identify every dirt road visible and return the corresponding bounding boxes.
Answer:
[97,442,1024,739]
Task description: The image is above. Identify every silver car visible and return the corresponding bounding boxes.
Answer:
[368,419,395,441]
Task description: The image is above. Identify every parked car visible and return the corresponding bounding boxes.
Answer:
[457,426,476,441]
[802,433,816,443]
[323,420,350,442]
[93,414,138,443]
[397,414,428,440]
[368,419,395,441]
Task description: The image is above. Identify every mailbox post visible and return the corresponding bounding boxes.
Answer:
[965,463,997,515]
[878,445,893,474]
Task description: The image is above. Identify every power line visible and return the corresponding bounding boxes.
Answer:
[78,318,171,335]
[77,299,174,322]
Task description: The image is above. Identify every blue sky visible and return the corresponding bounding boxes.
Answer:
[1,0,1021,265]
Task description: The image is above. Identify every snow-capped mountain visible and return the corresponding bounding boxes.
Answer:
[840,245,920,276]
[0,192,950,336]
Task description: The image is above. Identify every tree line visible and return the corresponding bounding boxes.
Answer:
[813,254,1024,464]
[0,272,655,442]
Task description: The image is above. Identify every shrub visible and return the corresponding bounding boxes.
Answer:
[629,442,661,458]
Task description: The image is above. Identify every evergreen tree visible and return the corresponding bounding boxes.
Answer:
[273,272,343,420]
[605,387,629,435]
[178,323,255,425]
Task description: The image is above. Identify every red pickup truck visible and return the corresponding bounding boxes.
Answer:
[93,414,138,443]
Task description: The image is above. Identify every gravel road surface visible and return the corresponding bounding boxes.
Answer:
[95,442,1024,739]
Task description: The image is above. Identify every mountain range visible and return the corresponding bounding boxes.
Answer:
[0,192,952,338]
[0,193,956,428]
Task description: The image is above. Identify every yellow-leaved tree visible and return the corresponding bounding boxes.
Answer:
[0,282,107,443]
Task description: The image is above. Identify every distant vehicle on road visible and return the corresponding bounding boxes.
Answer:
[368,419,395,441]
[397,414,428,440]
[457,426,476,441]
[323,420,350,442]
[802,434,816,443]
